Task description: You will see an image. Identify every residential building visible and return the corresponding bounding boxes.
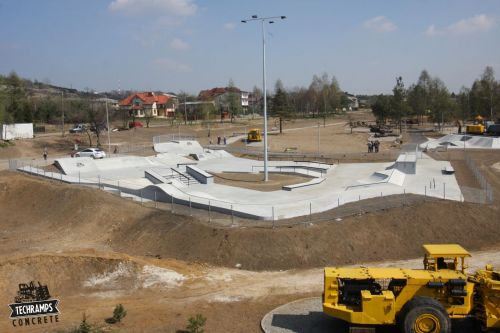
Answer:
[119,92,176,118]
[345,93,359,111]
[198,87,249,115]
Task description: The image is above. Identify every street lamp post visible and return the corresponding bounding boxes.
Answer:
[242,14,286,181]
[105,98,111,154]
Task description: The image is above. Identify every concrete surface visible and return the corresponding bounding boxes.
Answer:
[420,134,500,150]
[19,140,463,220]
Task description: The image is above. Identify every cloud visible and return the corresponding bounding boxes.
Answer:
[363,16,397,32]
[224,22,236,30]
[170,37,189,50]
[426,14,495,36]
[151,58,191,72]
[109,0,197,16]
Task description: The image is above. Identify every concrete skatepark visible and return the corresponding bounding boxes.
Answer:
[420,133,500,150]
[17,139,463,220]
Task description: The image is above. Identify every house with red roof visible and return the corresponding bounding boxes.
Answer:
[119,92,176,118]
[198,87,249,116]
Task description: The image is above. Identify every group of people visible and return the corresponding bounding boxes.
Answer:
[367,140,380,153]
[210,135,227,145]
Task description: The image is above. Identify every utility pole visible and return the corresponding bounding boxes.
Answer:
[105,97,111,154]
[61,91,65,137]
[184,96,187,125]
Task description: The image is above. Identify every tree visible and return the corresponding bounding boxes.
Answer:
[226,79,241,121]
[251,86,263,117]
[271,79,290,133]
[371,94,392,123]
[427,76,451,130]
[5,71,29,123]
[391,76,411,132]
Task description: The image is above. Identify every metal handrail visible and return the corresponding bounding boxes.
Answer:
[170,168,190,186]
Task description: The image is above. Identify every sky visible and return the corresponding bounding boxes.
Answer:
[0,0,499,95]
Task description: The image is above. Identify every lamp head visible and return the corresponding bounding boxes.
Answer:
[241,20,247,23]
[281,16,286,19]
[252,15,258,18]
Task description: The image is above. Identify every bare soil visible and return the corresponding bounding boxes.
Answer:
[211,172,312,191]
[1,114,500,332]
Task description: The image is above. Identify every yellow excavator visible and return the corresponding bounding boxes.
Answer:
[323,244,499,333]
[247,128,262,142]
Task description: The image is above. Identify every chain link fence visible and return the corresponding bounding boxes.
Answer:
[10,159,485,230]
[465,156,494,203]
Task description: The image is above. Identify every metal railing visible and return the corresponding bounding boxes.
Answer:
[465,156,494,203]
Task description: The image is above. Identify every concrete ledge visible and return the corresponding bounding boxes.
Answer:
[282,177,325,191]
[145,169,170,184]
[186,165,214,184]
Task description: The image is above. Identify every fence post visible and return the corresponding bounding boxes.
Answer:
[117,180,121,196]
[443,183,446,200]
[154,191,157,208]
[309,202,312,222]
[208,200,211,223]
[171,195,174,213]
[337,197,340,207]
[403,188,406,206]
[424,185,427,200]
[272,206,275,222]
[98,175,101,189]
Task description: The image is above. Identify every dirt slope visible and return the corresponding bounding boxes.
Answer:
[1,171,500,271]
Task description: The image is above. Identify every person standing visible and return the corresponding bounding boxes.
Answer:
[43,147,48,161]
[223,136,227,145]
[217,136,221,145]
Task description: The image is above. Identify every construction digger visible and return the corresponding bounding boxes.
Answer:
[247,128,262,142]
[323,244,500,333]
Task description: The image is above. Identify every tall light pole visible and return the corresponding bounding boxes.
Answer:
[105,97,111,154]
[242,14,286,181]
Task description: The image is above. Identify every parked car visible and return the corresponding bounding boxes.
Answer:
[69,124,87,133]
[486,124,500,136]
[74,148,106,159]
[128,121,144,128]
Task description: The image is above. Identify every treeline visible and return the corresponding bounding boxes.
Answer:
[0,71,119,126]
[257,73,351,120]
[371,66,500,128]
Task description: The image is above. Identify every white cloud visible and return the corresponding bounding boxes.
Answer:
[170,37,189,50]
[224,22,236,30]
[425,24,439,37]
[151,58,191,72]
[363,16,397,33]
[109,0,197,16]
[426,14,495,36]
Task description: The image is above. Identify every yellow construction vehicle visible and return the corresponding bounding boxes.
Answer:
[323,244,500,333]
[247,128,262,142]
[466,115,487,135]
[466,124,486,135]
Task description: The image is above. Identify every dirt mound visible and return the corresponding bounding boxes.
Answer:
[1,170,500,271]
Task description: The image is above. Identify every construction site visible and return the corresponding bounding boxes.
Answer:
[1,112,500,333]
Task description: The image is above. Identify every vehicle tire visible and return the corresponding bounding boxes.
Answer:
[399,297,451,333]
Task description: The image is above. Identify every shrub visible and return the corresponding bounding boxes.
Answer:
[186,314,206,333]
[112,304,127,323]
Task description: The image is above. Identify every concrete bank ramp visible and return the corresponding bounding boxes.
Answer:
[154,140,204,154]
[353,169,405,188]
[420,134,500,150]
